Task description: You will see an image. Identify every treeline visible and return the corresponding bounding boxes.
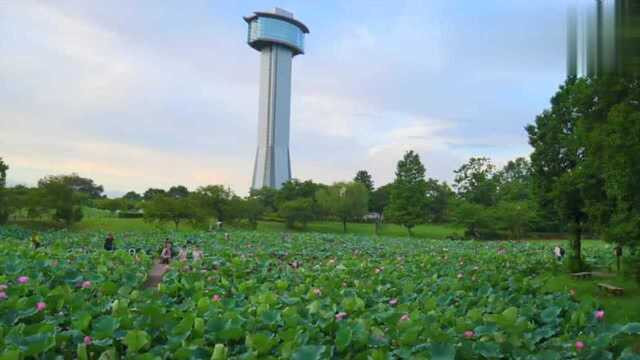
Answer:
[0,172,101,226]
[0,154,540,236]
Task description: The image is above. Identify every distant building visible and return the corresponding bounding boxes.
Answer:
[568,0,640,77]
[244,8,309,189]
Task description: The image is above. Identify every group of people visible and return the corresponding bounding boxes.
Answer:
[160,239,204,265]
[102,234,205,265]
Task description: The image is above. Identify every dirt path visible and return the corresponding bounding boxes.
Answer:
[143,260,170,289]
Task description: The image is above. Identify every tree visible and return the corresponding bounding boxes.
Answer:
[370,183,393,215]
[496,157,533,202]
[143,188,167,200]
[386,151,428,235]
[38,176,83,227]
[241,198,265,229]
[354,170,374,193]
[317,182,369,232]
[278,198,315,229]
[453,157,499,207]
[123,191,143,202]
[168,185,190,199]
[95,198,128,214]
[277,179,324,205]
[425,179,453,223]
[492,201,538,240]
[526,77,610,270]
[39,174,104,199]
[143,195,201,229]
[586,78,640,282]
[450,200,493,240]
[0,158,8,224]
[194,185,234,221]
[249,187,279,213]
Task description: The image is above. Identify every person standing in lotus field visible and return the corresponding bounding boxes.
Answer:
[104,233,115,251]
[160,239,172,264]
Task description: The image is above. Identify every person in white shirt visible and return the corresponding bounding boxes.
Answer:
[192,246,204,262]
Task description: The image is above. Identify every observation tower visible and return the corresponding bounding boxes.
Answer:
[244,8,309,189]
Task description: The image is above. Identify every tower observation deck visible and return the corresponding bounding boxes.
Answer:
[244,8,309,189]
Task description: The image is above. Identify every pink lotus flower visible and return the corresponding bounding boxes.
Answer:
[400,314,410,321]
[84,336,92,345]
[335,312,348,321]
[18,276,29,284]
[313,288,322,296]
[36,302,46,312]
[81,281,92,289]
[575,341,585,351]
[595,310,605,320]
[0,291,7,300]
[389,298,398,306]
[464,330,475,339]
[0,284,7,291]
[212,294,221,302]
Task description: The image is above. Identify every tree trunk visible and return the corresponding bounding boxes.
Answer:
[175,221,179,230]
[407,226,413,237]
[569,220,582,260]
[343,219,347,233]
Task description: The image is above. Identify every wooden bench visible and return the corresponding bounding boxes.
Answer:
[597,283,624,296]
[571,272,593,280]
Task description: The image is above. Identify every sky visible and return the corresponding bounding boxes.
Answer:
[0,0,569,197]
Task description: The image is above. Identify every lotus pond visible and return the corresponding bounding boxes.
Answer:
[0,228,638,359]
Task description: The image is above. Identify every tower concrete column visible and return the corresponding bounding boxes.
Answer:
[244,8,309,189]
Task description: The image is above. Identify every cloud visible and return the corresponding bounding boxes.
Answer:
[1,1,566,196]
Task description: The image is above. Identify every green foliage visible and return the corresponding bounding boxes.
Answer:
[370,183,393,214]
[38,176,84,227]
[497,157,533,202]
[278,198,315,229]
[94,198,130,214]
[0,229,638,358]
[386,151,428,235]
[143,188,166,200]
[194,185,235,222]
[492,201,538,240]
[425,179,453,223]
[168,185,190,199]
[142,195,202,229]
[122,191,142,202]
[353,170,374,193]
[37,173,104,200]
[316,182,369,232]
[276,179,324,207]
[450,200,492,239]
[249,187,279,213]
[240,198,265,229]
[454,157,499,207]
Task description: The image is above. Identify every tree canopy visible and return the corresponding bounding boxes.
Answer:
[317,182,369,232]
[385,151,428,235]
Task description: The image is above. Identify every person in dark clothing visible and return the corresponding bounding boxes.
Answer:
[104,233,115,251]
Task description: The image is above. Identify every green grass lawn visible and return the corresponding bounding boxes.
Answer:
[70,217,463,240]
[257,220,463,239]
[72,218,197,232]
